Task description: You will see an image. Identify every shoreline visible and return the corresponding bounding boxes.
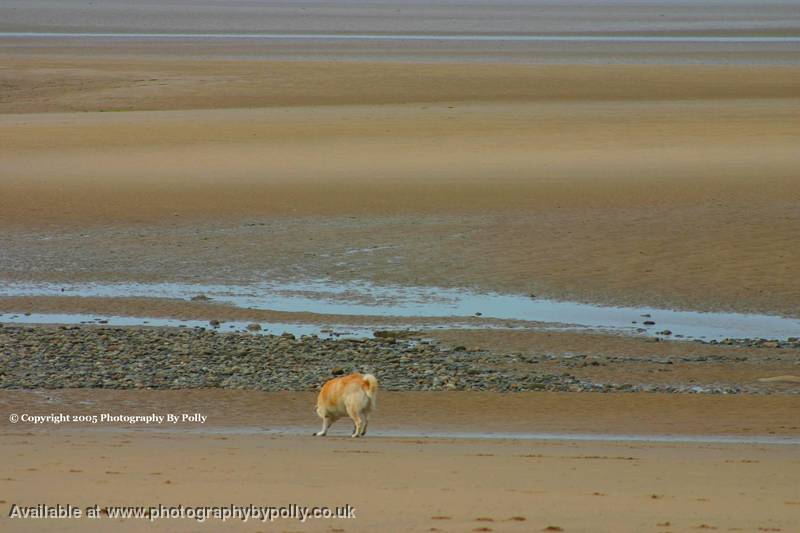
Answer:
[3,278,800,340]
[6,426,800,446]
[4,32,800,42]
[4,389,800,437]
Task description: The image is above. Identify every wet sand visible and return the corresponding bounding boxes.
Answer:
[4,390,800,437]
[2,11,800,319]
[2,94,799,315]
[2,391,800,532]
[4,0,798,37]
[3,0,800,319]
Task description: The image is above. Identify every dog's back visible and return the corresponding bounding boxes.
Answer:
[317,372,378,418]
[314,372,378,437]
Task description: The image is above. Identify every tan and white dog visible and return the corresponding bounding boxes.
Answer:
[313,372,378,438]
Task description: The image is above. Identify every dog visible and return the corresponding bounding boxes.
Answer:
[313,372,378,438]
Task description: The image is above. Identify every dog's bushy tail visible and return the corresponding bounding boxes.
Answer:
[362,374,378,407]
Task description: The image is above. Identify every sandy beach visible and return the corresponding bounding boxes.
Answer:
[2,1,800,531]
[4,429,799,533]
[2,391,800,532]
[2,56,799,314]
[3,94,800,316]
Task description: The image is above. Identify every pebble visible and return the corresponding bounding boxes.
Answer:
[699,337,800,349]
[0,325,796,394]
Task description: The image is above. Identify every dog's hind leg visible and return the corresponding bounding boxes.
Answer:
[314,415,335,436]
[347,409,363,438]
[359,412,369,437]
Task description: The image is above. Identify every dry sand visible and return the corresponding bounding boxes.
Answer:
[4,430,799,533]
[1,391,799,532]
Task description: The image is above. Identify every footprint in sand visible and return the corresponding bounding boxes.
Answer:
[543,527,564,532]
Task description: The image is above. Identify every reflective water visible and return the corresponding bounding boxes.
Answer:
[78,426,800,445]
[0,312,373,339]
[2,32,799,43]
[2,280,799,341]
